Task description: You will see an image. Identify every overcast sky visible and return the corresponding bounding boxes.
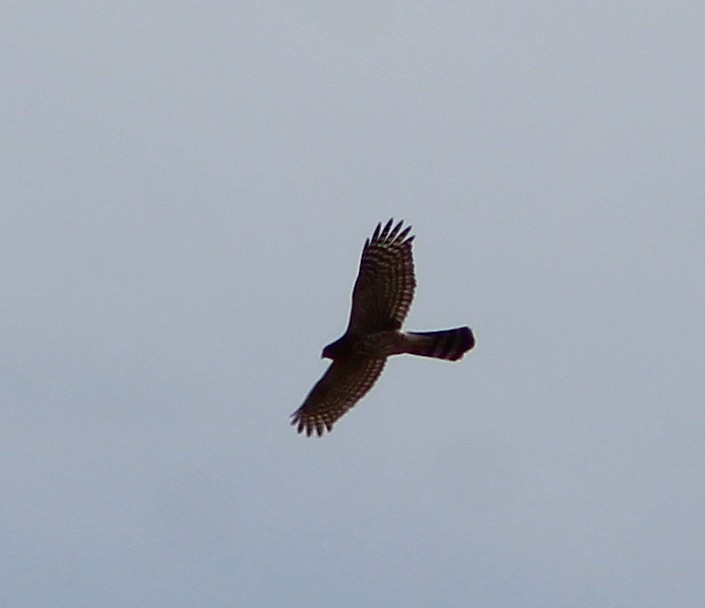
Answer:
[2,3,705,607]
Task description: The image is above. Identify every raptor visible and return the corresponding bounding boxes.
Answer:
[291,219,475,436]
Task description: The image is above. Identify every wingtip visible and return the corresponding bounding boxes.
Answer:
[380,218,394,239]
[397,224,413,242]
[372,218,415,244]
[290,411,331,437]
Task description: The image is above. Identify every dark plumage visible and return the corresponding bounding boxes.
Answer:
[291,219,474,436]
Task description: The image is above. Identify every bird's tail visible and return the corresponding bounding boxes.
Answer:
[405,327,475,361]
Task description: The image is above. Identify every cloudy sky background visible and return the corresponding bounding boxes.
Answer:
[2,3,705,606]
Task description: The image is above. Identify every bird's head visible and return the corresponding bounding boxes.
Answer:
[321,335,350,360]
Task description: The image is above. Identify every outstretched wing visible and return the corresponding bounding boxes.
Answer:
[291,357,386,436]
[347,219,416,333]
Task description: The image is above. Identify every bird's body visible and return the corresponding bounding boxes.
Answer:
[291,219,474,436]
[323,328,473,360]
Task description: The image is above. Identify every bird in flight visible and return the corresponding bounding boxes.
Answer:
[291,219,475,436]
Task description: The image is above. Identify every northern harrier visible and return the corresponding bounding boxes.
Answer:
[291,219,474,436]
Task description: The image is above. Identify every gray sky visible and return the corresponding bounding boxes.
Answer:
[2,3,705,606]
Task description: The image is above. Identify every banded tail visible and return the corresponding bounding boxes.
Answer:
[405,327,475,361]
